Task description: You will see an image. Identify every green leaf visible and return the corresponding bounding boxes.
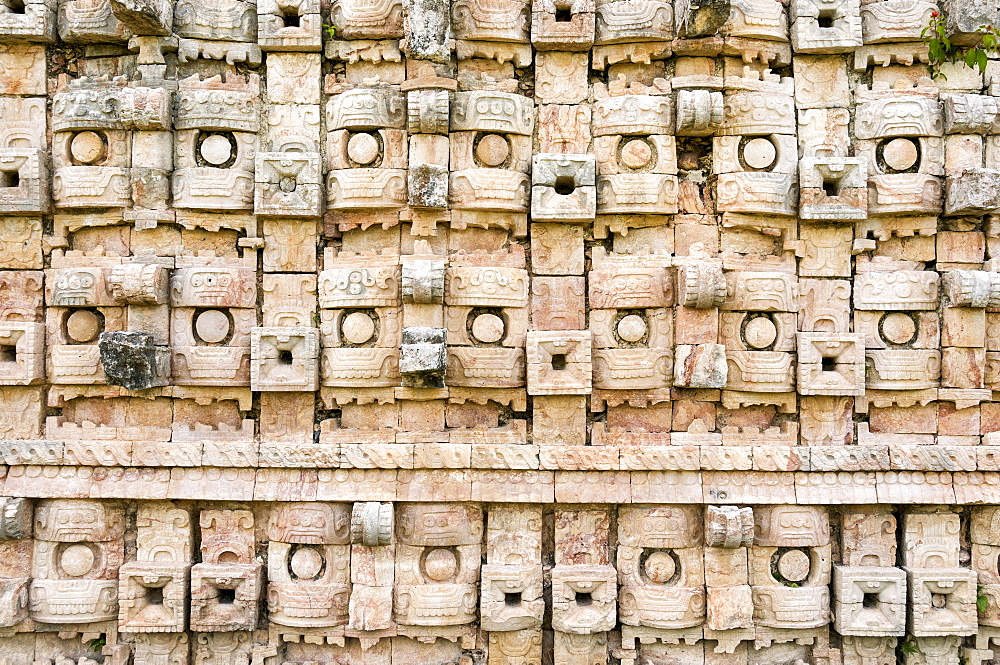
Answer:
[978,49,989,71]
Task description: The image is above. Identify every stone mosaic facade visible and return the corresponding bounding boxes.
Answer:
[5,0,1000,662]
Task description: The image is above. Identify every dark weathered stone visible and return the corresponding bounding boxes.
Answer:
[99,331,168,391]
[408,164,449,209]
[110,0,173,35]
[944,0,999,45]
[678,0,732,38]
[944,168,1000,216]
[399,326,447,388]
[0,498,31,540]
[401,0,452,63]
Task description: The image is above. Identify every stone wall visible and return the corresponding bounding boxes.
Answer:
[1,0,1000,662]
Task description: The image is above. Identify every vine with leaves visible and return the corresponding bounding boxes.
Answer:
[922,11,1000,79]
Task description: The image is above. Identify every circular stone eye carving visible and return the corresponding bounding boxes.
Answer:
[70,130,107,165]
[347,132,381,166]
[471,312,505,344]
[878,137,920,173]
[289,545,325,580]
[65,309,103,344]
[616,313,648,344]
[620,138,654,170]
[474,133,511,168]
[775,548,811,584]
[194,309,232,345]
[341,310,378,345]
[879,312,918,346]
[740,136,777,171]
[197,132,238,168]
[423,548,458,582]
[742,313,778,350]
[61,543,96,577]
[642,550,678,584]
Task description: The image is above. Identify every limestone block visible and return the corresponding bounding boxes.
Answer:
[707,584,753,630]
[674,343,728,389]
[842,508,896,566]
[855,95,943,140]
[531,153,596,222]
[551,564,617,633]
[725,0,787,40]
[399,326,446,388]
[538,104,592,155]
[855,271,939,311]
[0,0,55,41]
[254,152,323,217]
[706,505,753,548]
[534,277,586,331]
[408,137,450,208]
[941,347,985,389]
[526,330,592,395]
[676,89,724,136]
[861,0,934,42]
[790,0,862,52]
[725,350,795,392]
[796,332,865,396]
[480,564,544,631]
[532,0,595,50]
[906,568,978,637]
[942,0,999,44]
[945,169,1000,216]
[833,566,906,636]
[595,0,671,43]
[530,223,585,276]
[402,257,445,305]
[903,512,960,568]
[174,0,256,41]
[98,330,169,390]
[536,52,590,104]
[0,321,44,386]
[257,0,321,50]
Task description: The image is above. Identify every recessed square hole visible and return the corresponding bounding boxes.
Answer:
[0,170,19,188]
[145,585,164,605]
[555,6,572,21]
[863,592,878,608]
[554,175,576,195]
[282,8,300,27]
[817,11,835,27]
[505,592,522,606]
[218,588,236,605]
[551,353,567,370]
[5,0,25,14]
[0,345,15,362]
[822,180,839,197]
[278,349,294,365]
[821,356,836,372]
[575,591,592,606]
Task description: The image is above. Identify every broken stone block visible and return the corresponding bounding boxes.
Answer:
[674,343,728,388]
[943,270,1000,308]
[109,0,172,34]
[945,169,1000,216]
[98,331,168,390]
[400,326,447,388]
[706,505,754,548]
[401,0,452,62]
[351,502,393,546]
